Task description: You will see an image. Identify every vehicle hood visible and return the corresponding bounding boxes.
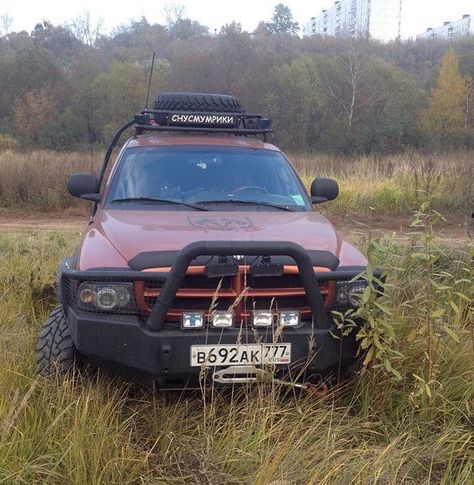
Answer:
[80,209,367,270]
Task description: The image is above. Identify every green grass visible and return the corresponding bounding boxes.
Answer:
[0,229,472,484]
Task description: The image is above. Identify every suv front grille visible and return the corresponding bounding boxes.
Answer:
[134,266,335,324]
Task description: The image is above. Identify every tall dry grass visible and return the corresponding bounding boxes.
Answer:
[0,217,472,483]
[295,151,474,216]
[0,149,473,218]
[0,149,101,210]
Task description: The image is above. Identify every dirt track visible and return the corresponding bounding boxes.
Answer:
[1,217,86,231]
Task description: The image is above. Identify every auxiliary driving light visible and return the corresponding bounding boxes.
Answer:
[182,312,204,329]
[212,312,233,328]
[252,311,273,327]
[279,311,300,327]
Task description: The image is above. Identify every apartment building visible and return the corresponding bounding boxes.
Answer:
[304,0,402,42]
[417,15,473,41]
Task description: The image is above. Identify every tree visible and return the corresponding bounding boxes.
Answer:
[104,19,169,63]
[465,75,474,146]
[220,21,242,36]
[319,41,381,131]
[0,39,65,127]
[0,13,13,36]
[164,3,185,30]
[423,48,468,146]
[68,53,103,143]
[13,89,58,146]
[360,61,425,153]
[90,61,165,141]
[266,4,299,35]
[265,56,326,150]
[167,18,208,40]
[69,11,104,47]
[254,21,269,37]
[32,21,84,60]
[162,3,208,40]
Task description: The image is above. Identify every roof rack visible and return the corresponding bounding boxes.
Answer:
[134,109,272,140]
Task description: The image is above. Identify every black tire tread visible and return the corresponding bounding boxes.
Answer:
[36,305,76,376]
[154,92,244,113]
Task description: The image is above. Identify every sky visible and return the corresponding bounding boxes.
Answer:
[2,0,473,40]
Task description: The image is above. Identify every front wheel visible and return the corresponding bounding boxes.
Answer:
[36,305,78,376]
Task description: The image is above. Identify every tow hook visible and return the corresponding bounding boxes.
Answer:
[302,381,329,398]
[270,375,328,398]
[212,366,328,398]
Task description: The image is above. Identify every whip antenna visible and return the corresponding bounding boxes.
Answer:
[145,51,156,109]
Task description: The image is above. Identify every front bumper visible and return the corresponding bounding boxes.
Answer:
[67,307,360,388]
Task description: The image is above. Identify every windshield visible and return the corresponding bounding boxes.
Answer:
[106,146,311,211]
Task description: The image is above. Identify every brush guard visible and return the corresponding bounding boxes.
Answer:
[60,240,371,332]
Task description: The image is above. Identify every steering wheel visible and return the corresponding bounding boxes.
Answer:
[233,185,269,195]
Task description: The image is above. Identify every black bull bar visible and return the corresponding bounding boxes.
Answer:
[61,241,368,332]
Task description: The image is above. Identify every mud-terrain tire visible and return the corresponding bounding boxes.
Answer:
[36,305,77,376]
[154,92,244,113]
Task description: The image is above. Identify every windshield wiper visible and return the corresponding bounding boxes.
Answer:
[111,197,208,211]
[195,199,296,212]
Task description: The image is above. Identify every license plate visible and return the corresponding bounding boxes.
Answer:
[190,344,291,367]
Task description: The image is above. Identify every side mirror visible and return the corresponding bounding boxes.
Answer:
[310,177,339,204]
[67,173,101,201]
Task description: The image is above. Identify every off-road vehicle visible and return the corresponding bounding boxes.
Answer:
[36,93,372,390]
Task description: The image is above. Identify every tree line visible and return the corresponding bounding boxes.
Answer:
[0,4,474,153]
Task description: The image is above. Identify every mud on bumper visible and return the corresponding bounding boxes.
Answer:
[60,241,368,387]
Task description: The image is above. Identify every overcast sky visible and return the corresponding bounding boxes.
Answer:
[3,0,473,39]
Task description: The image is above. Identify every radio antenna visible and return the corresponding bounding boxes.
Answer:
[145,51,156,109]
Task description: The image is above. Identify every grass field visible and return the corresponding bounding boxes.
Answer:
[0,212,472,483]
[0,149,473,221]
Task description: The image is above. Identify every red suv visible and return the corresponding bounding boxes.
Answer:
[36,93,370,390]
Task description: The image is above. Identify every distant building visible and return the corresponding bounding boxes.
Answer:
[304,0,402,43]
[417,15,473,41]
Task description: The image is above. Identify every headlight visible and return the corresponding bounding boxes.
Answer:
[78,282,132,311]
[335,280,368,307]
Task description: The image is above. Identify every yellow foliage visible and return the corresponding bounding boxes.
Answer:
[423,48,468,142]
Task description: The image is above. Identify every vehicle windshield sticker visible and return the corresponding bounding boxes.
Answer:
[290,195,305,206]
